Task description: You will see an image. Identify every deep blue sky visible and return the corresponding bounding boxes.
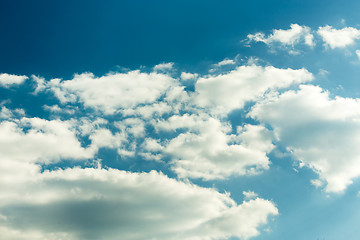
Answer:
[1,0,360,79]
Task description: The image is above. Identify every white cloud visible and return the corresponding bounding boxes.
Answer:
[0,117,94,202]
[155,114,274,180]
[0,73,28,88]
[317,25,360,49]
[180,72,199,81]
[214,59,236,67]
[114,118,146,138]
[37,71,175,114]
[195,65,313,115]
[43,105,76,115]
[249,85,360,193]
[32,75,47,94]
[153,62,174,71]
[88,128,126,150]
[121,102,173,119]
[0,107,14,119]
[243,191,259,201]
[247,24,315,47]
[139,138,164,161]
[0,167,278,240]
[0,117,92,165]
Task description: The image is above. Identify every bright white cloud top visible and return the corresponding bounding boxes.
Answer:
[249,85,360,193]
[195,65,313,115]
[317,25,360,49]
[247,24,315,47]
[0,73,28,88]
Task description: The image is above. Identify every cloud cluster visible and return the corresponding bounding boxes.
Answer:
[155,114,274,180]
[0,166,278,240]
[3,25,360,239]
[247,24,315,48]
[195,65,313,115]
[247,24,360,57]
[250,85,360,193]
[0,61,290,239]
[0,73,28,88]
[36,71,175,114]
[317,25,360,49]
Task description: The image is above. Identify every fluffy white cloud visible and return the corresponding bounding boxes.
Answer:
[0,117,92,164]
[0,107,14,119]
[155,114,274,180]
[180,72,199,81]
[0,73,28,88]
[43,105,76,115]
[0,167,278,240]
[243,191,259,201]
[153,62,174,71]
[214,59,236,67]
[121,102,173,119]
[249,85,360,193]
[317,25,360,49]
[195,65,313,115]
[0,117,94,202]
[38,71,175,114]
[247,24,315,47]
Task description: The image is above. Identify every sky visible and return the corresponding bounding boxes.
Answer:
[1,1,360,240]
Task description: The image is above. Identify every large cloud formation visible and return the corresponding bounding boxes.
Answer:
[249,85,360,193]
[155,114,274,180]
[195,65,313,115]
[0,112,278,240]
[0,168,278,240]
[2,39,360,239]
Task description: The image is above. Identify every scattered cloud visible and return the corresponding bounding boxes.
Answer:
[153,62,174,71]
[214,58,236,67]
[249,85,360,193]
[317,25,360,49]
[180,72,199,81]
[247,24,315,48]
[195,65,313,115]
[37,71,175,114]
[0,167,278,240]
[155,114,274,180]
[243,190,259,201]
[0,117,93,165]
[0,73,28,88]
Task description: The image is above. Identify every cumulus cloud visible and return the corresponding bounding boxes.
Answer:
[213,58,236,67]
[317,25,360,49]
[153,62,174,71]
[180,72,199,81]
[243,191,259,201]
[0,167,278,240]
[247,24,315,48]
[121,102,173,119]
[249,85,360,193]
[0,117,92,164]
[36,71,175,114]
[0,73,28,88]
[43,105,76,115]
[195,65,313,115]
[2,59,320,239]
[154,114,274,180]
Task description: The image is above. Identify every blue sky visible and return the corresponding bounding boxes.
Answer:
[1,1,360,240]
